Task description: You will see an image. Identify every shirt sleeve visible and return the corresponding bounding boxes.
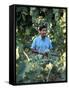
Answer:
[31,38,36,49]
[49,40,53,49]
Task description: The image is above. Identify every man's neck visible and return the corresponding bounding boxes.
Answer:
[40,35,46,40]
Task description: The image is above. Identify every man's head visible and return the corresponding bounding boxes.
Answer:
[38,25,47,38]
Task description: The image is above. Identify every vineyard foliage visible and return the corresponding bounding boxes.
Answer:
[16,6,66,83]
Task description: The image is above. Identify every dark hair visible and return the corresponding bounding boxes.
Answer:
[39,25,47,31]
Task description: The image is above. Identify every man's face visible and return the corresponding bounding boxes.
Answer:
[39,28,47,38]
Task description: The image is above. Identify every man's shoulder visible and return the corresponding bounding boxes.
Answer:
[34,36,50,41]
[46,36,50,40]
[34,35,40,40]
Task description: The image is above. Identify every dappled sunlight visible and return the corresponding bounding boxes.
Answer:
[16,47,19,60]
[16,6,67,83]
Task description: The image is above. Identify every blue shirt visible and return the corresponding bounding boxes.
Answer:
[31,35,52,53]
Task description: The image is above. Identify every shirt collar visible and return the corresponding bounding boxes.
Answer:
[39,35,47,40]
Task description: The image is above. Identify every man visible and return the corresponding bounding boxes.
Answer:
[31,25,52,57]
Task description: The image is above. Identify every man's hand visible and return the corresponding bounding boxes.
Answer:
[43,52,48,57]
[31,49,39,54]
[31,49,44,55]
[31,49,48,57]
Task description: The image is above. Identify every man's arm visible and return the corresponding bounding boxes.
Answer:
[49,39,53,49]
[31,48,38,54]
[31,38,40,54]
[31,48,46,56]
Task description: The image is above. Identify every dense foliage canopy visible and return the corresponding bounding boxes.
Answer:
[16,6,67,84]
